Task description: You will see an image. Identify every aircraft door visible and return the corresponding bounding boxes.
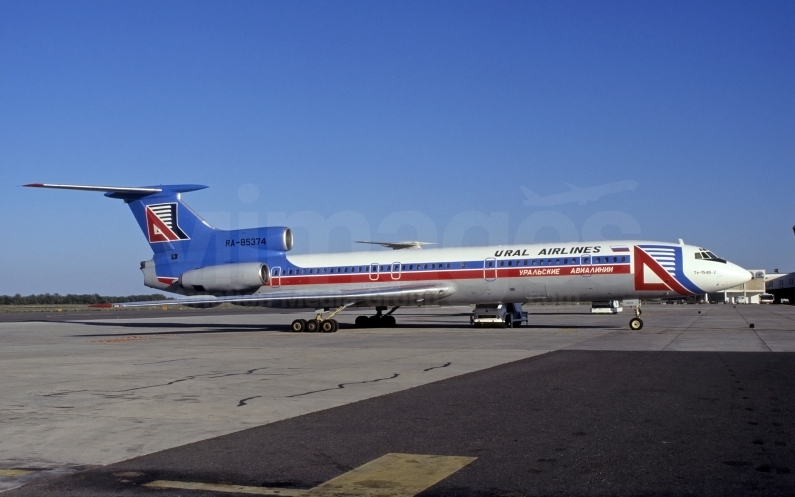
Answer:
[580,255,591,277]
[369,263,379,281]
[484,258,497,281]
[272,267,281,287]
[391,262,401,280]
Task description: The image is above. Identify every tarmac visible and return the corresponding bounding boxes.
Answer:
[0,304,793,495]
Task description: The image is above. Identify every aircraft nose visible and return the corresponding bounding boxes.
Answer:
[723,262,752,289]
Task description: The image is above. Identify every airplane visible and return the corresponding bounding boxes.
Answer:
[25,182,751,331]
[521,180,639,207]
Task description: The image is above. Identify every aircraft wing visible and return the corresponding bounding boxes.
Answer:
[355,240,435,250]
[114,283,454,308]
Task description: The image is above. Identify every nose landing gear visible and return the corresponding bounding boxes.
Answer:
[629,303,643,330]
[355,306,400,328]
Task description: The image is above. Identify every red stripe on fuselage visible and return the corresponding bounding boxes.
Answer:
[273,264,630,286]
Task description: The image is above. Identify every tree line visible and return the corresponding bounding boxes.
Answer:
[0,294,168,305]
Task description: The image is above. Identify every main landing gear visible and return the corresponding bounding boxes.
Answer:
[629,303,643,330]
[291,305,351,333]
[290,318,338,333]
[354,306,400,328]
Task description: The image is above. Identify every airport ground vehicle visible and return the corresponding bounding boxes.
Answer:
[25,183,752,330]
[760,293,775,304]
[470,303,528,328]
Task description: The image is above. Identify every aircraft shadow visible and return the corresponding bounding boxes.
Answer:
[69,321,278,337]
[354,323,618,331]
[60,320,618,337]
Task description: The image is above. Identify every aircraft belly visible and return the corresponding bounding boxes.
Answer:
[543,273,633,302]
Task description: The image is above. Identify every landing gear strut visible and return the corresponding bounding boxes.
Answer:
[355,306,400,328]
[291,304,352,333]
[629,302,643,330]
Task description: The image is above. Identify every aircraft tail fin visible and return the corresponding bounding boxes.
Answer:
[24,183,215,255]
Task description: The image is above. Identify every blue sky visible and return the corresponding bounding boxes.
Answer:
[1,1,793,295]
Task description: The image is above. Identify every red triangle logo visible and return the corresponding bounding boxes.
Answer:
[146,207,180,243]
[633,246,689,295]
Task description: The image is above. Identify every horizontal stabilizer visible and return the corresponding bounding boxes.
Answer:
[355,241,435,250]
[24,183,208,200]
[24,183,162,194]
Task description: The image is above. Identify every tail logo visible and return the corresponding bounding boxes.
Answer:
[145,203,189,243]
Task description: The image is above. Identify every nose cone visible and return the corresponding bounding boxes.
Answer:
[722,262,752,290]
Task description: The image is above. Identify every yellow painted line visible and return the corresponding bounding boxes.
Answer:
[307,453,476,497]
[144,453,475,497]
[0,469,35,477]
[144,480,307,496]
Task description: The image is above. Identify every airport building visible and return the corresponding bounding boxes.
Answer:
[766,271,795,304]
[707,269,766,304]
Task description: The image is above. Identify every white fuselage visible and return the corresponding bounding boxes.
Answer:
[252,240,750,306]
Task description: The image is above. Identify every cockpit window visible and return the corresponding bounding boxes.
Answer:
[695,249,726,263]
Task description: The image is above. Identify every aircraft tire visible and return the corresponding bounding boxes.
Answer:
[505,316,513,328]
[367,316,381,327]
[355,316,368,328]
[291,319,306,333]
[305,319,320,333]
[384,315,396,327]
[629,317,643,330]
[320,320,336,333]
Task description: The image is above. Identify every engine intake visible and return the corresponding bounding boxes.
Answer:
[180,262,269,293]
